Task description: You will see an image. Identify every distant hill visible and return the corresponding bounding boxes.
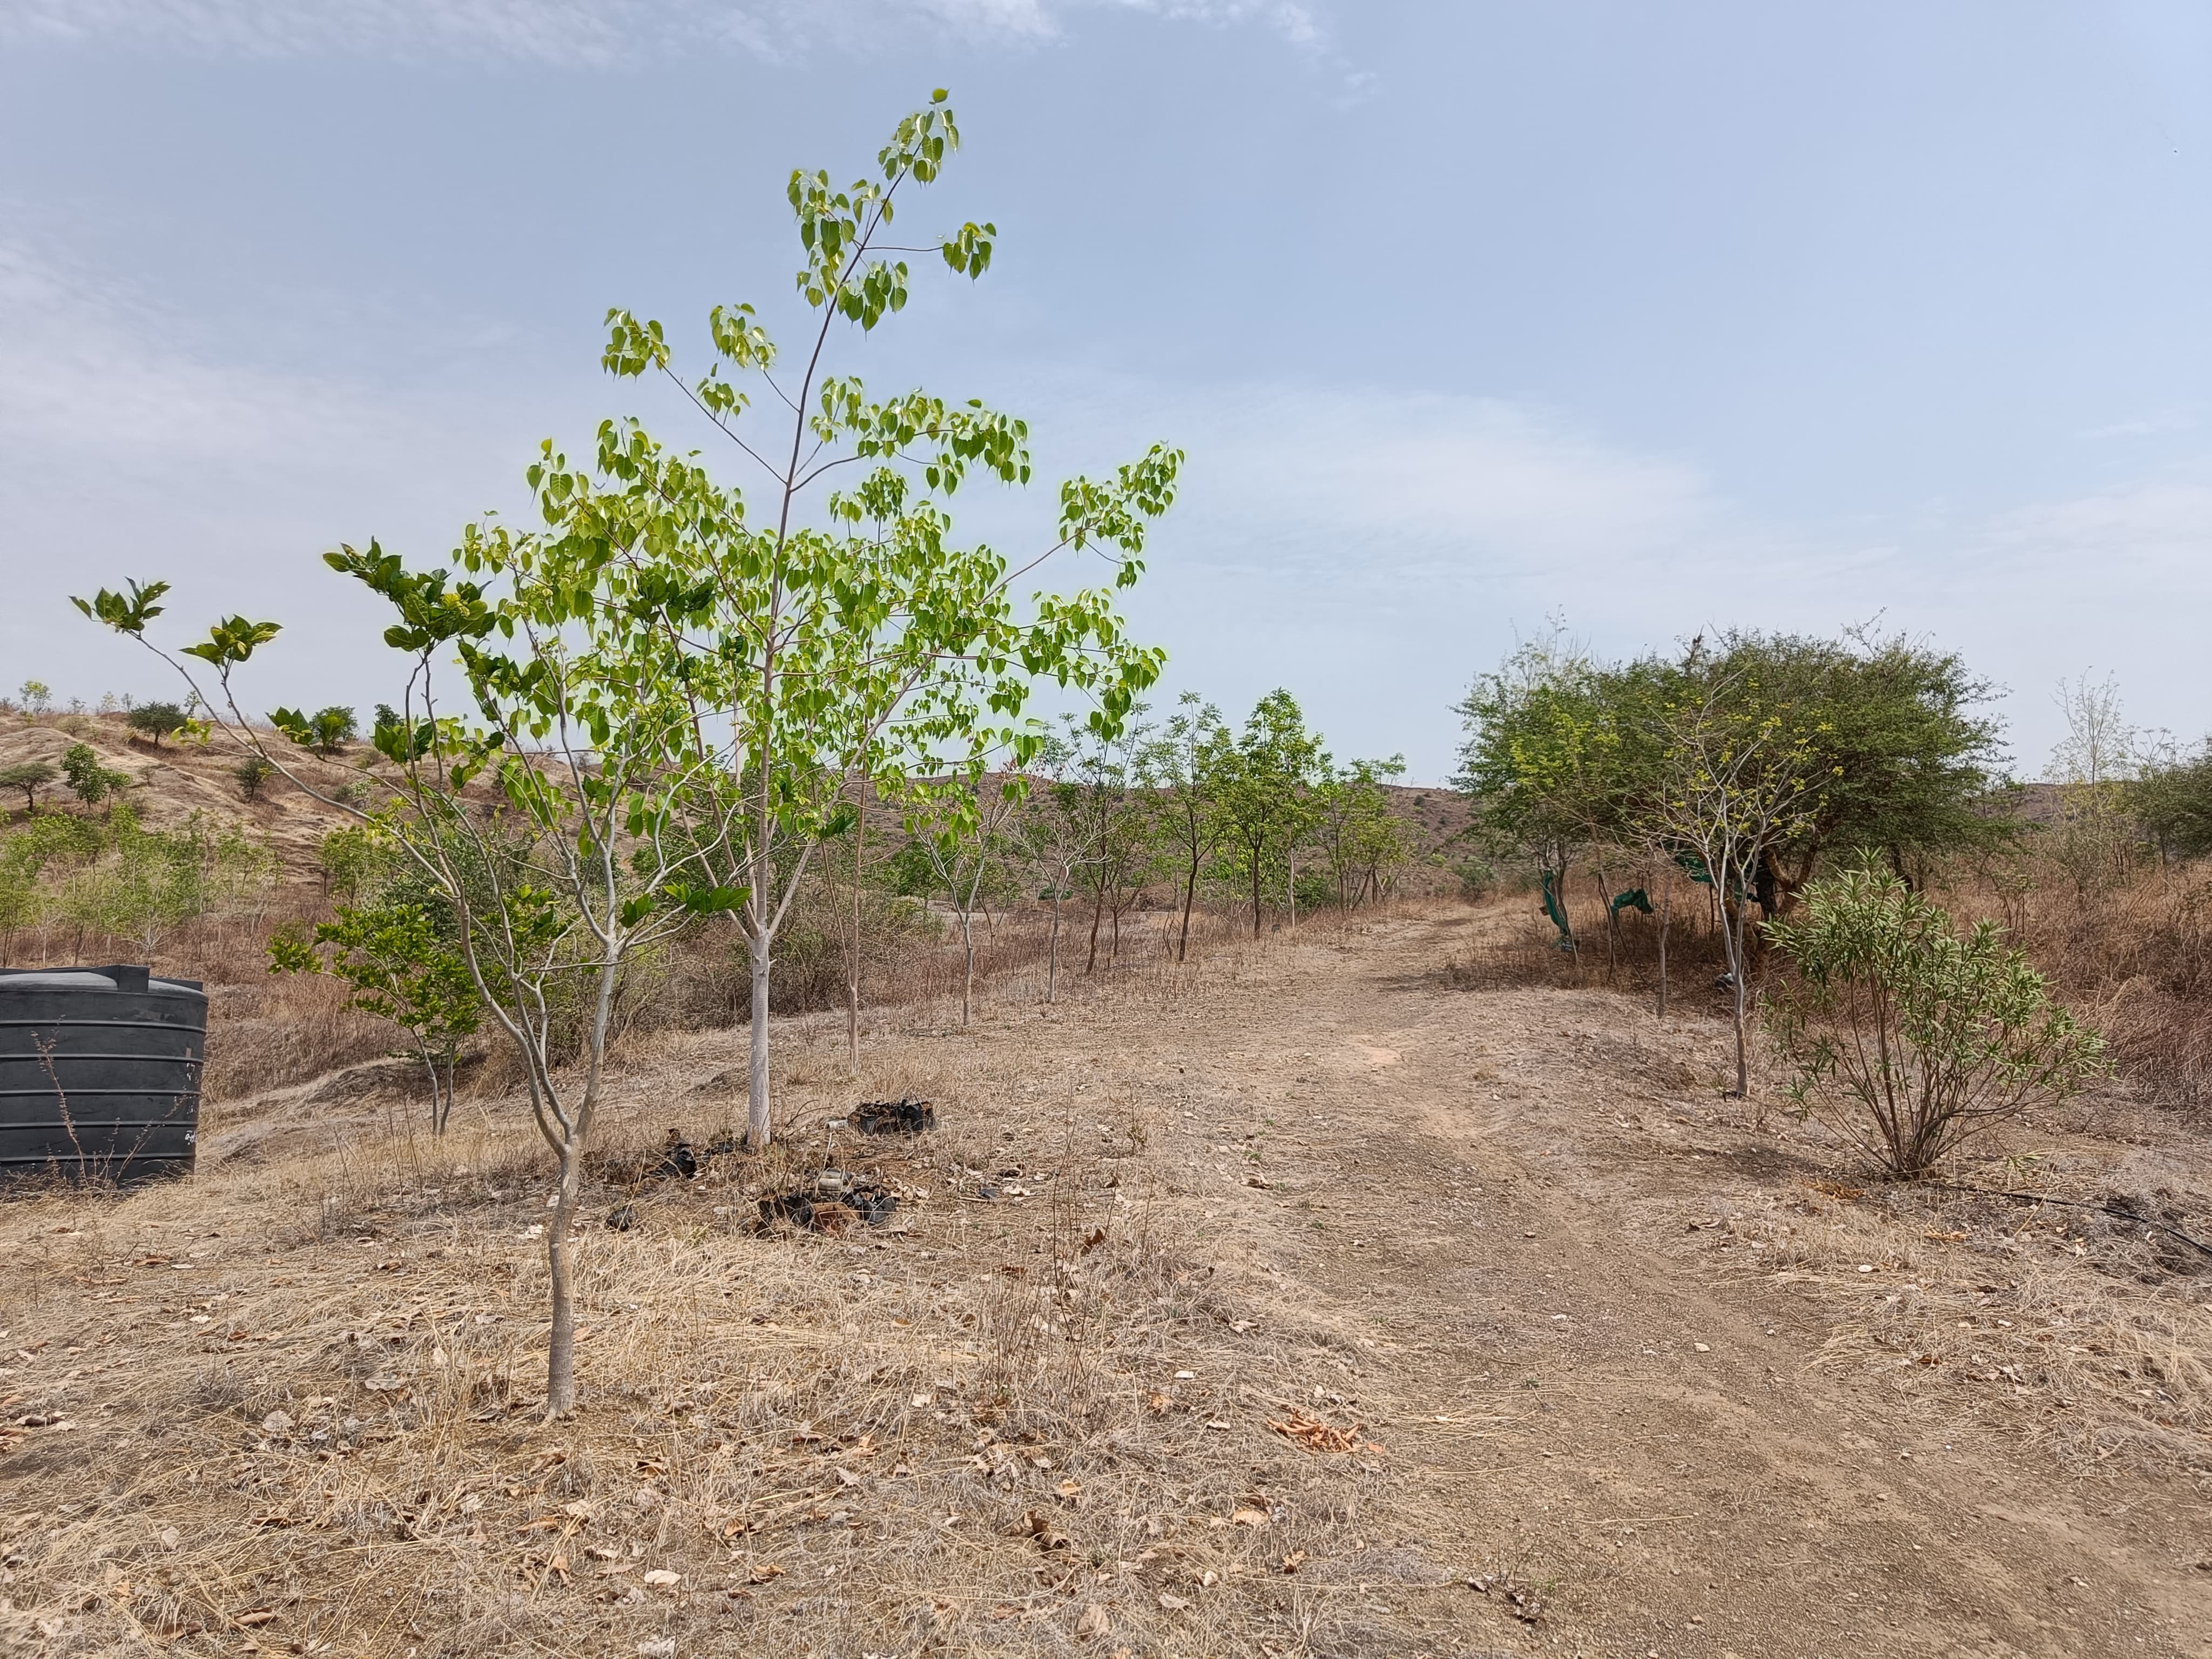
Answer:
[0,711,374,884]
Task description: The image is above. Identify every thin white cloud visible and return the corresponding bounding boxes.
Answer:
[9,230,2207,775]
[1006,372,2212,773]
[0,238,539,713]
[0,0,1321,62]
[0,240,384,461]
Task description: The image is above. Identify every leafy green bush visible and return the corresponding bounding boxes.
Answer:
[234,754,276,800]
[319,825,389,903]
[59,743,127,807]
[0,802,278,952]
[1764,869,2107,1178]
[2133,744,2212,861]
[271,896,480,1134]
[271,704,358,757]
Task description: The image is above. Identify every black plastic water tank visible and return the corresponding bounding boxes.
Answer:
[0,965,205,1182]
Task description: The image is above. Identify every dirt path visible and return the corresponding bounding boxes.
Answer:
[1058,908,2210,1658]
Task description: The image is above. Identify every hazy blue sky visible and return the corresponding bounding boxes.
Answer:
[4,1,2208,781]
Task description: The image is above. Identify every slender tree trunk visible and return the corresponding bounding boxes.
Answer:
[1177,850,1197,963]
[545,1145,582,1414]
[1251,842,1263,938]
[1596,859,1617,984]
[419,1043,443,1136]
[1723,896,1750,1097]
[544,953,617,1417]
[1656,862,1672,1020]
[847,793,864,1074]
[959,906,975,1027]
[1086,882,1105,973]
[1288,852,1297,933]
[1731,934,1750,1096]
[746,927,772,1149]
[1047,891,1062,1003]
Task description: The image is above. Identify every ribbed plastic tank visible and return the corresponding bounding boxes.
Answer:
[0,965,206,1182]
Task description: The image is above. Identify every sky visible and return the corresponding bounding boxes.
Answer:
[3,1,2209,784]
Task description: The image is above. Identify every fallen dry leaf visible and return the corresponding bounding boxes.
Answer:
[1231,1507,1268,1527]
[1077,1602,1111,1641]
[1267,1410,1362,1453]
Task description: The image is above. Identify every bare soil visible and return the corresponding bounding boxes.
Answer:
[2,905,2208,1657]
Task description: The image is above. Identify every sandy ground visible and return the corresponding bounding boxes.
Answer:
[3,903,2208,1657]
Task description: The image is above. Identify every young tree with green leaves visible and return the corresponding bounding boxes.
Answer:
[1209,690,1326,939]
[79,544,746,1417]
[75,93,1174,1412]
[1648,663,1830,1097]
[1050,711,1159,974]
[271,705,360,758]
[1313,756,1409,913]
[1455,630,1631,955]
[585,91,1175,1141]
[1,761,56,814]
[1016,734,1100,1004]
[59,743,126,809]
[1149,692,1224,962]
[125,701,187,747]
[902,775,1023,1026]
[234,754,276,800]
[270,884,481,1135]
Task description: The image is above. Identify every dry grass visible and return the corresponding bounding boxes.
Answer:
[0,934,1429,1659]
[1937,857,2212,1118]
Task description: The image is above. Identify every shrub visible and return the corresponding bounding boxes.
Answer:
[1764,869,2108,1178]
[125,700,187,746]
[2133,745,2212,860]
[272,705,358,757]
[307,706,359,755]
[318,825,388,903]
[59,742,129,807]
[269,896,481,1135]
[235,754,276,801]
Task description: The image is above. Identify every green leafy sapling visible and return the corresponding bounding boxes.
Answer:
[271,705,359,757]
[271,888,481,1135]
[59,744,127,808]
[71,93,1175,1413]
[235,754,276,801]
